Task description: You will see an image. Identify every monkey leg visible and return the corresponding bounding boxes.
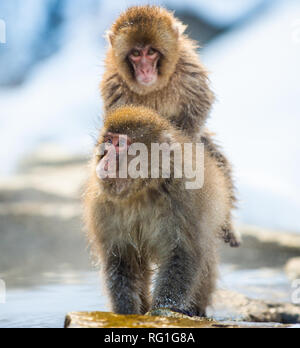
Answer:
[104,245,151,315]
[151,245,198,313]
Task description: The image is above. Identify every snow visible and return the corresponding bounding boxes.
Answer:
[164,0,271,27]
[204,0,300,232]
[0,16,103,173]
[96,0,271,27]
[0,0,51,83]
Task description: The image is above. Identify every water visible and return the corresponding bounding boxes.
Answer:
[0,266,292,328]
[0,272,107,328]
[219,265,292,302]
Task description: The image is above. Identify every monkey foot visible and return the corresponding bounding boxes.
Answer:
[223,230,241,248]
[170,308,206,318]
[147,308,205,319]
[230,239,241,248]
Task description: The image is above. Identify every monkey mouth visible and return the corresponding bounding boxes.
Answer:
[136,71,158,86]
[132,59,159,87]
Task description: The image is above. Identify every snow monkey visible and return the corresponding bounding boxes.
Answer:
[101,6,240,247]
[84,106,233,317]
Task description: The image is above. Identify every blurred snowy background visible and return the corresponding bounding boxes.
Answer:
[0,0,300,233]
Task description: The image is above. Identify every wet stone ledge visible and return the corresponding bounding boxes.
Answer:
[64,310,292,329]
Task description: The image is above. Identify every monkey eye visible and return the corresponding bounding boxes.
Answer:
[106,138,113,144]
[148,48,156,56]
[131,50,141,57]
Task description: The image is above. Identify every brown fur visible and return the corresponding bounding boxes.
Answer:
[108,6,182,96]
[103,6,213,136]
[101,6,239,247]
[84,106,232,316]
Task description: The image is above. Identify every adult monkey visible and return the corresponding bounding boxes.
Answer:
[84,106,232,317]
[101,6,239,247]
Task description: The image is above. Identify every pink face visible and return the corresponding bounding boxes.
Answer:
[128,45,160,86]
[97,133,132,180]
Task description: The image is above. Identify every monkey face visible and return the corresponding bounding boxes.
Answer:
[108,6,182,95]
[96,106,178,198]
[96,133,132,181]
[95,131,162,199]
[95,132,148,198]
[128,45,161,86]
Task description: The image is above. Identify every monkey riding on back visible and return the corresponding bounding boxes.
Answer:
[101,6,240,247]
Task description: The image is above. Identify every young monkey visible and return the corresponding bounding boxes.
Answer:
[84,106,233,317]
[101,6,240,247]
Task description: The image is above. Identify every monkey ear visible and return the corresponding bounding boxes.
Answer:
[172,21,187,38]
[106,30,115,46]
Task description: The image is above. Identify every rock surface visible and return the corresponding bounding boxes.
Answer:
[214,290,300,324]
[241,225,300,251]
[64,310,290,329]
[65,311,222,329]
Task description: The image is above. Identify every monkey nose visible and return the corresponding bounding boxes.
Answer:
[140,68,150,75]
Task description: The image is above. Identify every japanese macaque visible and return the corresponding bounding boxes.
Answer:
[101,6,240,247]
[84,106,233,317]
